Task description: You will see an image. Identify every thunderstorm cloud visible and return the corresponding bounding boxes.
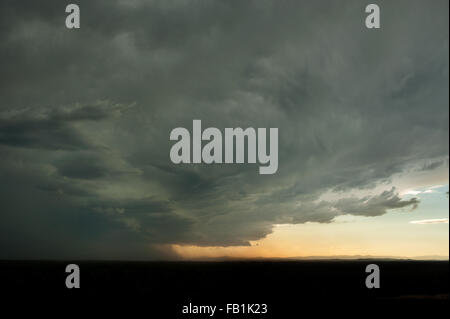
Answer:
[0,0,448,259]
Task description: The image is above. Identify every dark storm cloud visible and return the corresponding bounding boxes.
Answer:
[0,113,89,150]
[56,154,110,179]
[0,0,448,258]
[334,188,419,217]
[419,159,448,171]
[0,101,128,150]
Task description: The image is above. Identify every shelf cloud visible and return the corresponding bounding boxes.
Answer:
[0,0,448,259]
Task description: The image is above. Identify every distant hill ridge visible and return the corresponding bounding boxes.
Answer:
[189,255,449,261]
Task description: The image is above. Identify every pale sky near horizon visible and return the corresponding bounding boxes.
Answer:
[174,161,449,259]
[174,182,449,259]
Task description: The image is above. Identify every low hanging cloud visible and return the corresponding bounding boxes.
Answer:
[0,101,130,150]
[0,0,448,259]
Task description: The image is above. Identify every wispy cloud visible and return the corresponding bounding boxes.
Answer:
[410,218,449,225]
[402,188,439,196]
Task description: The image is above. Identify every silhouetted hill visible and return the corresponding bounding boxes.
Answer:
[1,260,448,317]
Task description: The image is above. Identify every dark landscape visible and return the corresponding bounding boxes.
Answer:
[1,260,448,317]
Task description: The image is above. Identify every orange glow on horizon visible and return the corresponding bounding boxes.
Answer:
[172,218,449,259]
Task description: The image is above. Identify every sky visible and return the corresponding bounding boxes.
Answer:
[0,0,448,260]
